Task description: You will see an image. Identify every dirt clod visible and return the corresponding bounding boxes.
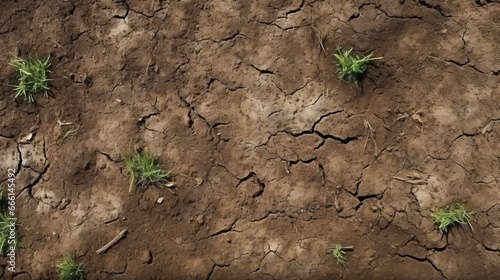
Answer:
[140,250,153,264]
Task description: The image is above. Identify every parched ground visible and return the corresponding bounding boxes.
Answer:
[0,0,499,279]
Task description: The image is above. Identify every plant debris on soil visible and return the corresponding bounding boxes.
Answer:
[0,0,499,279]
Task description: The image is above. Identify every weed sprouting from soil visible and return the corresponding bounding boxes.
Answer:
[9,55,51,103]
[330,244,348,267]
[61,126,79,139]
[0,188,19,255]
[334,48,382,82]
[121,150,172,193]
[431,204,474,233]
[0,213,17,255]
[56,256,85,280]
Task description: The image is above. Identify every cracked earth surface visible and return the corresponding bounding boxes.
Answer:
[0,0,499,279]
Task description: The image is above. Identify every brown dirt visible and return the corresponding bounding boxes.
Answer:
[0,0,499,279]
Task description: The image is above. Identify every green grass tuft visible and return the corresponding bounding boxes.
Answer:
[334,48,382,82]
[9,55,51,103]
[431,204,474,233]
[61,125,79,139]
[56,256,85,280]
[0,188,20,255]
[330,244,347,267]
[121,150,172,193]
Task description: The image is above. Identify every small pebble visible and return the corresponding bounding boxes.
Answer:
[197,215,204,225]
[58,198,70,210]
[157,197,165,204]
[140,249,152,264]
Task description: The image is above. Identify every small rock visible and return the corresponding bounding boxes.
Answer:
[174,237,183,245]
[371,206,378,212]
[269,242,279,252]
[196,215,204,225]
[140,250,152,264]
[18,133,34,144]
[58,198,70,210]
[157,197,165,204]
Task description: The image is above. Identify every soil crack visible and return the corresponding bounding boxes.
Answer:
[417,0,451,17]
[250,64,275,75]
[376,6,422,19]
[398,253,448,279]
[138,112,160,125]
[112,1,129,19]
[236,172,266,198]
[220,30,246,42]
[397,253,426,262]
[285,0,304,16]
[0,133,15,139]
[314,131,359,144]
[204,219,240,239]
[206,262,230,280]
[475,0,500,6]
[426,257,448,280]
[97,151,118,162]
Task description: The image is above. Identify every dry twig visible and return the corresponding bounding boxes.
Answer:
[392,176,427,185]
[363,119,379,156]
[96,229,128,254]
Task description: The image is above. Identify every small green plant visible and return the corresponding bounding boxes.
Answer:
[9,55,51,103]
[0,211,19,255]
[330,244,347,267]
[334,48,382,82]
[121,150,172,193]
[431,204,474,233]
[0,188,20,255]
[56,256,85,280]
[61,125,80,139]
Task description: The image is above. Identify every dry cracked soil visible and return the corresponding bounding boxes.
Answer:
[0,0,499,279]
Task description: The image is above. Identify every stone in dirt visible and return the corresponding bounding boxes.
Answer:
[140,250,153,264]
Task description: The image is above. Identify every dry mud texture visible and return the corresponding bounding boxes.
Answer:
[0,0,499,279]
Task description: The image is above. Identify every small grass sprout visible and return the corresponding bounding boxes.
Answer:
[431,204,474,233]
[61,125,80,139]
[334,48,382,82]
[0,188,20,255]
[330,244,348,267]
[9,55,51,103]
[0,211,19,255]
[121,150,172,193]
[56,256,85,280]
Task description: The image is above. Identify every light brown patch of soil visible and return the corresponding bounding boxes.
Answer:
[0,0,499,279]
